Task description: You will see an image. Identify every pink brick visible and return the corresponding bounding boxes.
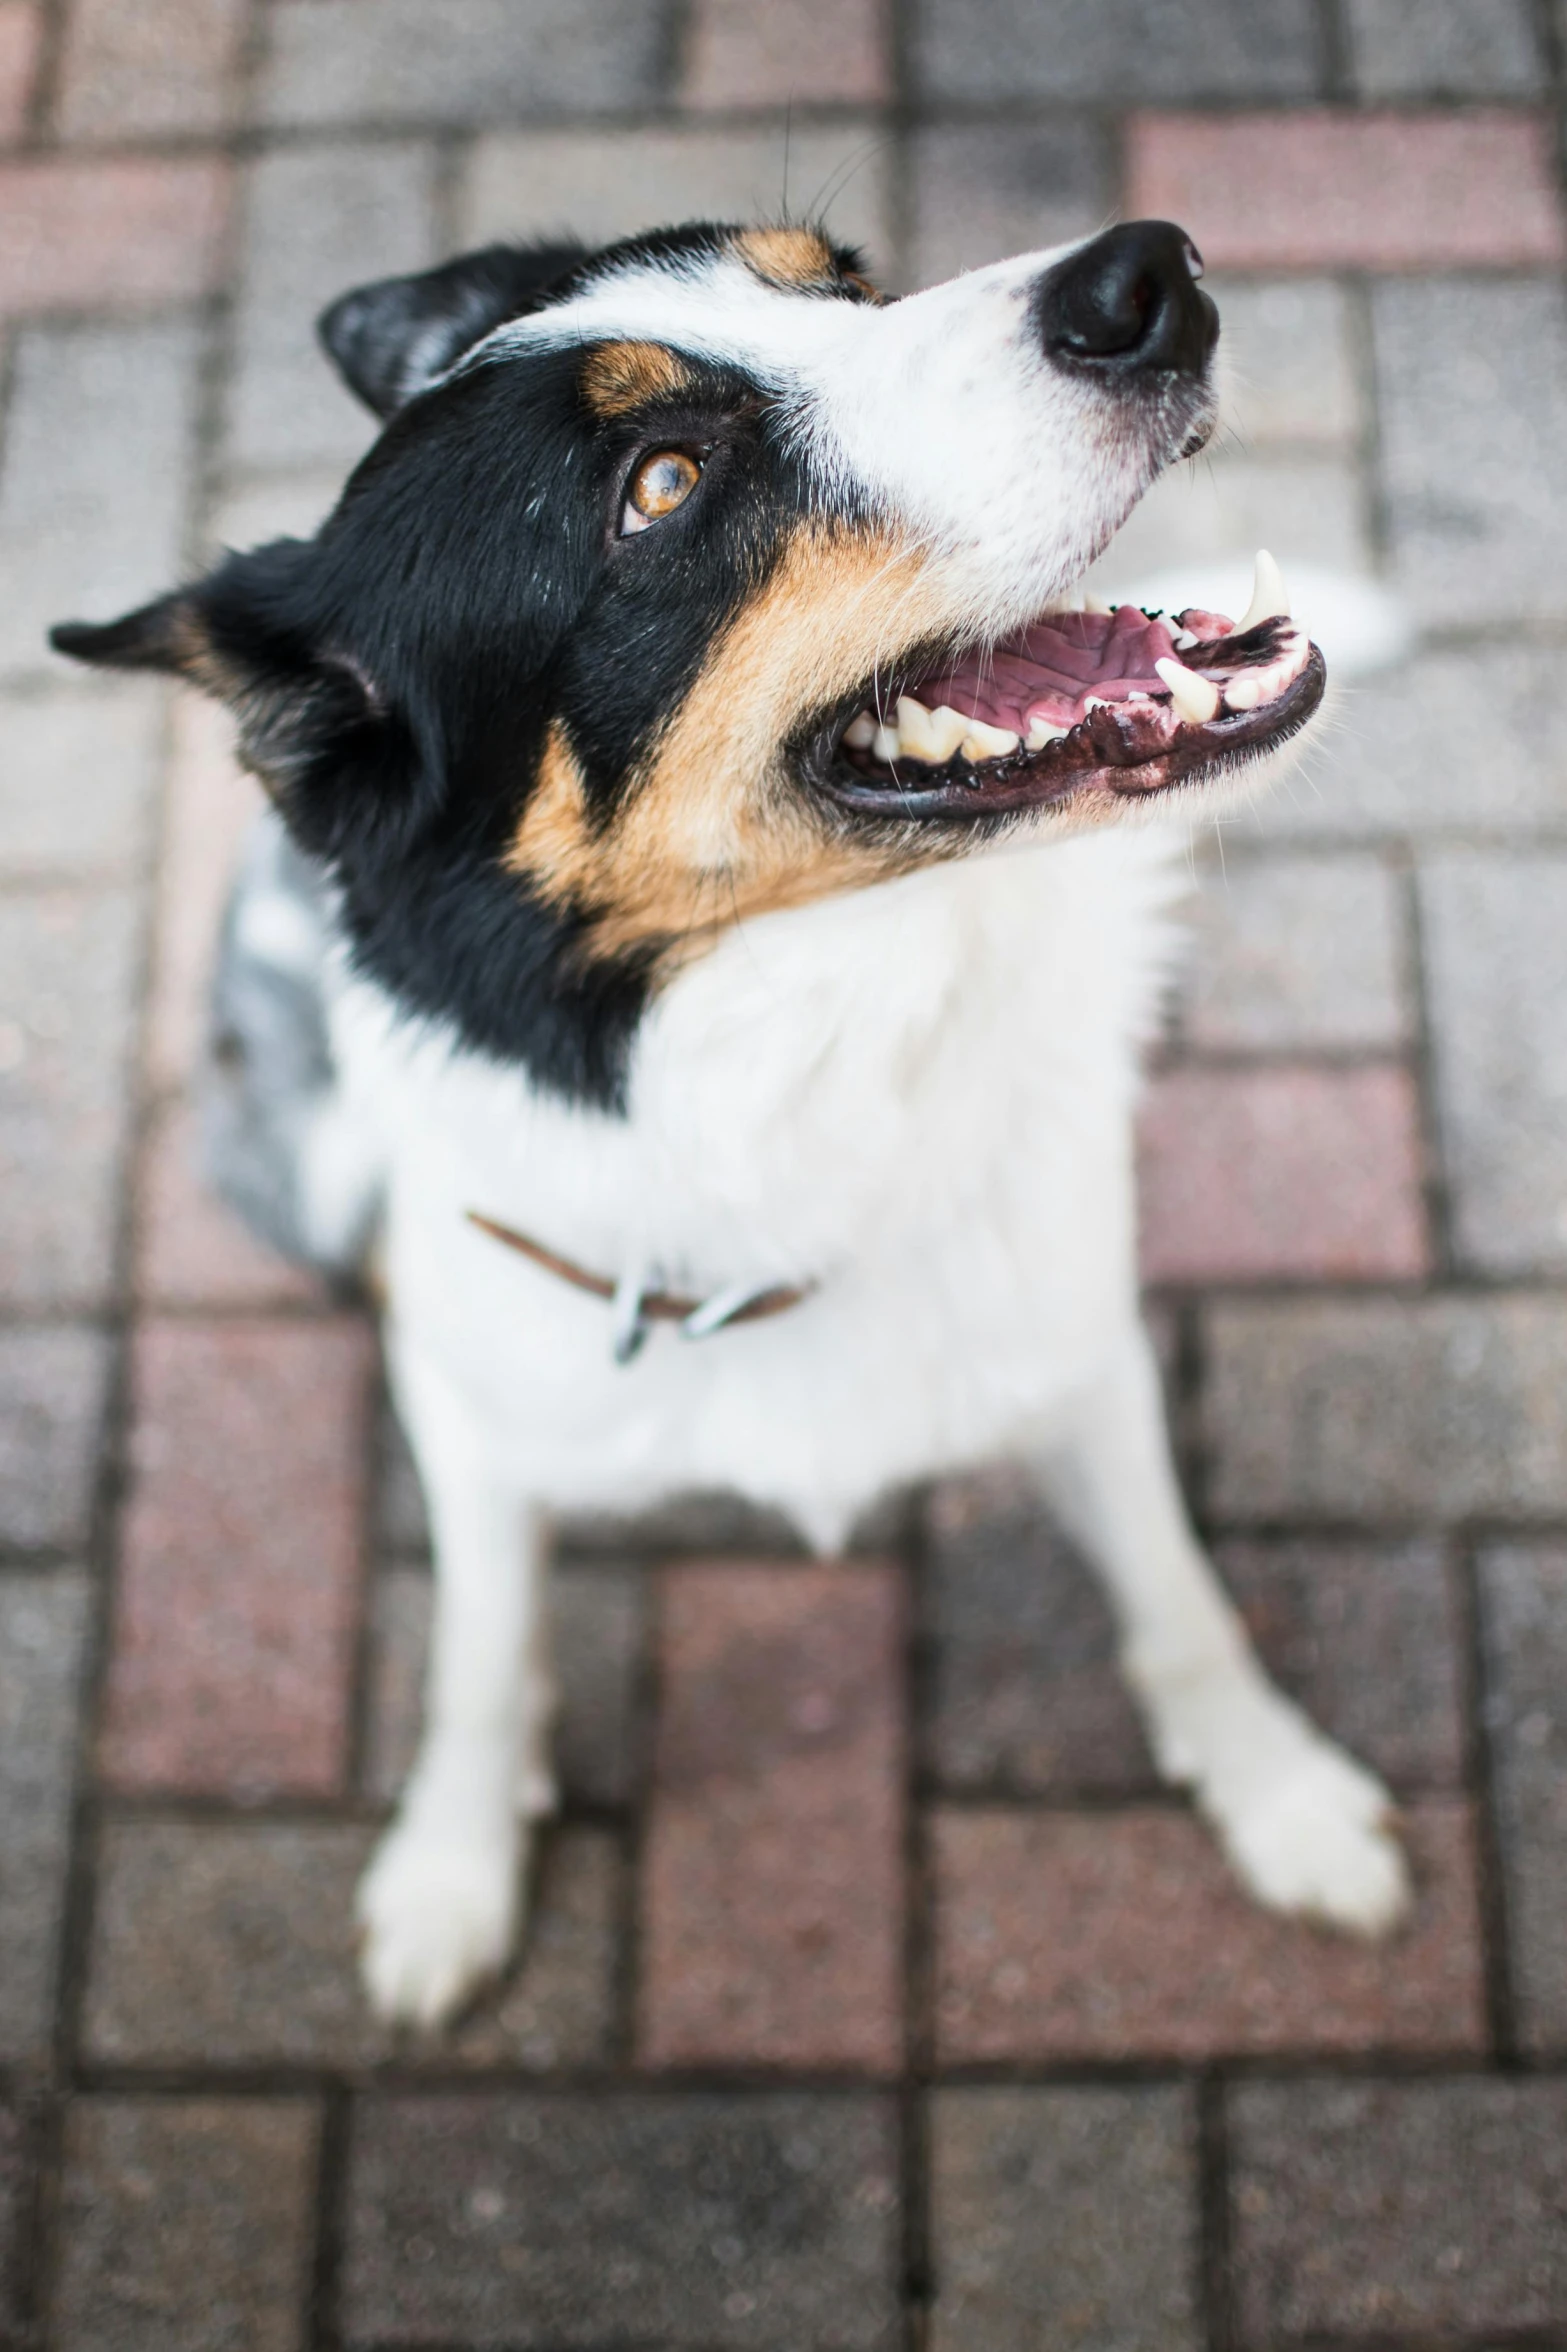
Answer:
[146,696,266,1095]
[102,1316,374,1798]
[934,1801,1484,2064]
[0,4,41,141]
[55,0,245,140]
[135,1098,323,1309]
[0,155,230,318]
[639,1561,905,2074]
[680,0,890,108]
[1127,110,1565,271]
[1138,1063,1428,1284]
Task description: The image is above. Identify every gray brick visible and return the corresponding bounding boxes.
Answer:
[910,0,1321,102]
[1478,1542,1567,2052]
[1090,451,1368,598]
[55,2098,317,2352]
[0,320,204,680]
[343,2091,899,2349]
[0,676,165,880]
[1421,853,1567,1274]
[1229,2078,1567,2340]
[924,1467,1149,1796]
[1251,643,1567,841]
[463,122,894,281]
[1206,1296,1567,1521]
[0,1326,111,1550]
[84,1820,621,2069]
[1374,279,1567,627]
[257,0,668,129]
[1346,0,1543,95]
[366,1561,645,1809]
[0,888,140,1307]
[1217,1537,1464,1792]
[54,0,247,139]
[930,2086,1200,2352]
[1209,277,1362,449]
[0,1574,87,2061]
[1179,851,1407,1053]
[225,143,439,479]
[906,120,1111,289]
[0,2103,22,2337]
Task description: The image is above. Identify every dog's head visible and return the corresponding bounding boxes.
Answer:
[53,217,1323,1105]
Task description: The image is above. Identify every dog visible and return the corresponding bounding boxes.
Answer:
[54,215,1410,2027]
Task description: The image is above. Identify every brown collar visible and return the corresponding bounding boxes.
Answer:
[466,1210,815,1357]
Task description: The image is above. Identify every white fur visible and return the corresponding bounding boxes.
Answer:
[347,821,1408,2022]
[349,242,1410,2022]
[465,243,1172,634]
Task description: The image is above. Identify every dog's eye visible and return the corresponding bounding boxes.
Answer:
[621,449,701,535]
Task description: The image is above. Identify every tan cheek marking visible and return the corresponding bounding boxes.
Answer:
[507,524,965,965]
[733,225,840,292]
[580,340,695,418]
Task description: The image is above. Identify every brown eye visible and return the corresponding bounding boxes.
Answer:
[621,448,701,535]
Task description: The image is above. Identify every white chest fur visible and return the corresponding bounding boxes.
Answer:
[331,823,1186,1549]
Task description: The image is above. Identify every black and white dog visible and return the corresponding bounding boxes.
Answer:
[55,217,1408,2027]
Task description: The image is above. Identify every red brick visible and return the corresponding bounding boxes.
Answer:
[136,1096,323,1310]
[0,155,230,318]
[102,1316,373,1798]
[933,1801,1484,2063]
[146,696,265,1095]
[55,0,245,140]
[1138,1063,1428,1284]
[639,1561,905,2074]
[680,0,890,108]
[0,3,40,141]
[1127,109,1565,270]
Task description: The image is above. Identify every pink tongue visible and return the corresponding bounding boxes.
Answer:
[914,606,1180,732]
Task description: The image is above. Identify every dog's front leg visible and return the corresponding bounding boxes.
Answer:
[357,1344,555,2027]
[1032,1321,1411,1935]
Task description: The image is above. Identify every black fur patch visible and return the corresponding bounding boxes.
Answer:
[51,228,868,1110]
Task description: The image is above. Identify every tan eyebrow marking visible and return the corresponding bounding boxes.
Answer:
[733,226,840,293]
[579,339,695,418]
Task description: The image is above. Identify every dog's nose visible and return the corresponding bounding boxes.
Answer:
[1038,221,1218,377]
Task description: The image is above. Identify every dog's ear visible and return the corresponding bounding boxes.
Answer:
[51,544,434,866]
[317,241,588,418]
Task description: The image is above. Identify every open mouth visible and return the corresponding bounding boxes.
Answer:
[818,551,1325,821]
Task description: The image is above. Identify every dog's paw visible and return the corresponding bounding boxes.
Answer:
[1207,1734,1411,1938]
[356,1816,524,2028]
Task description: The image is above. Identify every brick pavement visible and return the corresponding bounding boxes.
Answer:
[1,0,1566,2344]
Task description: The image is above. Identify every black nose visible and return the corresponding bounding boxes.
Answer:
[1038,220,1218,377]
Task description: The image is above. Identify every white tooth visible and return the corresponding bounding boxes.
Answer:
[928,705,972,762]
[1223,674,1269,711]
[1082,592,1115,616]
[844,712,877,749]
[895,695,945,763]
[1236,548,1289,635]
[1154,656,1221,725]
[1172,628,1199,651]
[959,718,1020,762]
[1025,713,1069,751]
[871,723,901,763]
[1083,695,1110,712]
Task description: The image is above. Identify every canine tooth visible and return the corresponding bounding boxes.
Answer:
[1025,714,1068,751]
[844,712,877,750]
[1154,656,1221,725]
[960,718,1020,762]
[871,723,901,763]
[1236,548,1290,634]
